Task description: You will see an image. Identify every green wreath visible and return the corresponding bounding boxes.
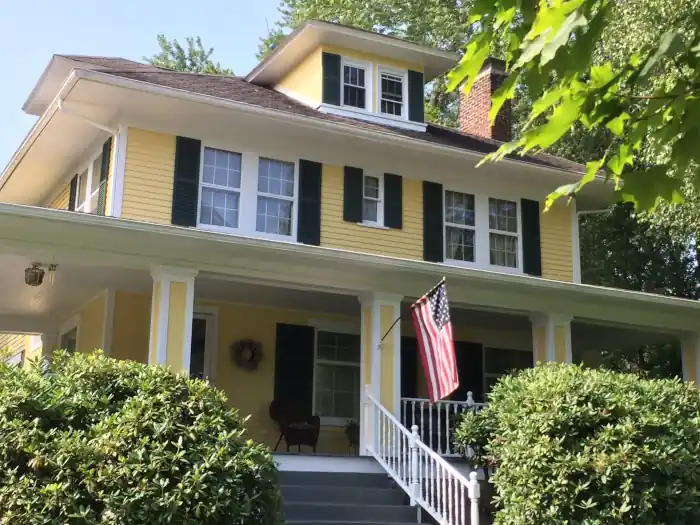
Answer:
[232,339,262,371]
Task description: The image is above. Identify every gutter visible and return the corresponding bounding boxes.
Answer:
[1,201,698,312]
[74,69,591,182]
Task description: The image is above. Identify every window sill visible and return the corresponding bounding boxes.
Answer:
[318,103,427,132]
[443,258,524,275]
[197,223,298,244]
[319,416,354,427]
[357,222,389,230]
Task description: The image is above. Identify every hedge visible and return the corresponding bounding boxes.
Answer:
[455,363,700,525]
[0,351,282,524]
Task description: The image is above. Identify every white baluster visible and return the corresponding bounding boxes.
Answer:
[420,401,425,444]
[445,402,451,456]
[410,399,415,429]
[467,391,474,410]
[437,402,442,455]
[468,471,480,525]
[428,403,434,451]
[460,483,466,525]
[409,425,419,506]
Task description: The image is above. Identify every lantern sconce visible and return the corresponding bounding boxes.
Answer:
[24,263,57,287]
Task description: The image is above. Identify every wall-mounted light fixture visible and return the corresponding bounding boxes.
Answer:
[24,263,57,287]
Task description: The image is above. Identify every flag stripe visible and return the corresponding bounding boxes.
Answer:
[410,281,458,402]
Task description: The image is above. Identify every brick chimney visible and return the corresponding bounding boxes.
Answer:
[458,57,511,142]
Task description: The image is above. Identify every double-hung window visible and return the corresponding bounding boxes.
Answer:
[445,190,476,262]
[314,331,361,422]
[199,147,242,229]
[198,148,297,240]
[74,151,104,214]
[488,198,519,268]
[257,158,295,236]
[362,174,383,224]
[379,70,404,117]
[343,63,367,109]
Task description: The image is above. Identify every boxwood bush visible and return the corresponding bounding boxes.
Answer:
[0,351,282,524]
[455,363,700,525]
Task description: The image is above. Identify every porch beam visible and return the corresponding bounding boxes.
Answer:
[148,265,198,373]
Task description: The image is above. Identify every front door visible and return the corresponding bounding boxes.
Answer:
[190,317,208,379]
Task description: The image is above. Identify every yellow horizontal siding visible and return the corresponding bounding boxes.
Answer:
[121,128,175,224]
[276,47,322,106]
[320,164,423,259]
[540,202,574,282]
[48,184,70,210]
[0,333,27,356]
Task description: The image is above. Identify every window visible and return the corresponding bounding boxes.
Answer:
[256,158,295,236]
[445,191,476,262]
[489,198,518,268]
[199,147,242,229]
[362,174,383,224]
[314,331,361,421]
[75,152,103,214]
[484,347,532,392]
[343,64,367,109]
[59,327,77,354]
[379,71,404,116]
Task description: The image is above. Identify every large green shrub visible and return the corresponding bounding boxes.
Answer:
[0,351,282,524]
[455,363,700,525]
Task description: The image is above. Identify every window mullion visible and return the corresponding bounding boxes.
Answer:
[474,196,489,267]
[239,152,258,234]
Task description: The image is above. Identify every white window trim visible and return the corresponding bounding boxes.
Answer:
[443,188,524,275]
[444,190,477,264]
[487,198,520,269]
[311,324,362,427]
[362,173,384,226]
[196,145,299,243]
[341,57,372,112]
[376,66,408,120]
[73,148,104,214]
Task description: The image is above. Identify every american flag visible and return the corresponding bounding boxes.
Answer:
[410,279,458,402]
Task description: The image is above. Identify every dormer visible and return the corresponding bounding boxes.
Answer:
[246,20,459,132]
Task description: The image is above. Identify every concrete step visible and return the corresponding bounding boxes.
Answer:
[279,471,391,488]
[284,502,416,523]
[282,484,405,505]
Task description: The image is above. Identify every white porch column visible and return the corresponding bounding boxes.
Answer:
[40,332,59,363]
[681,333,700,385]
[530,313,573,364]
[148,266,198,373]
[359,292,403,454]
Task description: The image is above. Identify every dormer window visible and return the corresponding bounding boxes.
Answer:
[379,69,406,117]
[343,62,368,109]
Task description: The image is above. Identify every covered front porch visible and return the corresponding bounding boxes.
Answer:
[1,203,699,461]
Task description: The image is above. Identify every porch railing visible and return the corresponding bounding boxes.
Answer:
[364,385,481,525]
[401,393,488,457]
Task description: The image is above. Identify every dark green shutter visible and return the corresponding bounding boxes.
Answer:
[423,181,444,262]
[68,175,78,211]
[521,199,542,276]
[95,137,112,216]
[322,52,341,106]
[450,342,484,402]
[298,159,322,245]
[343,166,363,223]
[274,323,315,415]
[384,173,403,229]
[408,70,425,123]
[171,136,201,227]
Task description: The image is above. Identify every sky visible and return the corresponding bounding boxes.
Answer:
[0,0,281,171]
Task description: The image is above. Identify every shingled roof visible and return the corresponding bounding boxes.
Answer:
[66,55,585,175]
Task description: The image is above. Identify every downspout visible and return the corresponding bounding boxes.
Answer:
[56,98,117,135]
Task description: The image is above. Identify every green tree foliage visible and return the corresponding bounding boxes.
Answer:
[447,0,700,213]
[146,35,233,75]
[455,364,700,524]
[0,351,281,524]
[578,203,698,377]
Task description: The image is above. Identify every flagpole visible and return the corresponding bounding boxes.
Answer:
[376,277,446,349]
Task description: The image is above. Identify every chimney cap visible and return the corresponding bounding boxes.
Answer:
[480,57,506,75]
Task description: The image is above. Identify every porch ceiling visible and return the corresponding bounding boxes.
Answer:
[0,204,699,337]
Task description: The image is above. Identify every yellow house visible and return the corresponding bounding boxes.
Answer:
[1,20,700,467]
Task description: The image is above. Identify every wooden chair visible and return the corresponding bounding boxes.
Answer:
[269,400,320,453]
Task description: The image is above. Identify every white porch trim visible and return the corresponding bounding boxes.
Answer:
[274,453,384,473]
